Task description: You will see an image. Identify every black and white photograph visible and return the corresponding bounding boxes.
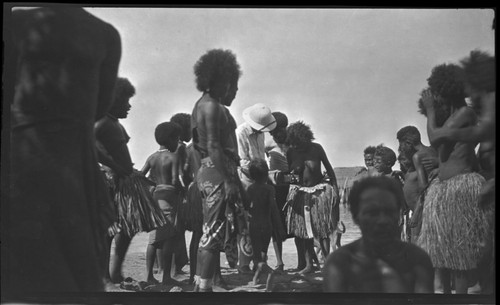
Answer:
[1,4,495,304]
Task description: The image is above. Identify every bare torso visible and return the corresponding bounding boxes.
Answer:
[403,171,419,211]
[287,143,332,187]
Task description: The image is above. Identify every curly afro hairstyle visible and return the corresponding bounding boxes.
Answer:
[363,146,376,155]
[374,145,397,168]
[193,49,242,98]
[115,77,136,100]
[249,158,269,183]
[349,176,404,221]
[155,122,181,147]
[170,113,192,142]
[418,64,466,123]
[460,50,496,94]
[286,121,315,147]
[396,126,421,146]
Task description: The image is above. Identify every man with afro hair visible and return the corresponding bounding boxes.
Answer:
[284,121,339,274]
[140,121,182,286]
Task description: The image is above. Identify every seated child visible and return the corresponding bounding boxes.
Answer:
[141,122,182,285]
[246,158,286,291]
[323,176,434,293]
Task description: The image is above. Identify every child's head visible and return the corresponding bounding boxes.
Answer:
[349,176,404,244]
[249,158,269,183]
[155,121,181,152]
[170,113,192,143]
[373,145,396,174]
[363,146,377,168]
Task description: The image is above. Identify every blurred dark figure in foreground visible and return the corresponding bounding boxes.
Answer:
[323,177,434,293]
[6,6,121,292]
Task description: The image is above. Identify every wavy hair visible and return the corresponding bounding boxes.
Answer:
[286,121,315,147]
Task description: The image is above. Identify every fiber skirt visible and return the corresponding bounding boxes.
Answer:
[284,183,338,239]
[416,172,488,270]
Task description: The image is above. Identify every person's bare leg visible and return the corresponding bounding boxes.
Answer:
[109,233,132,283]
[146,244,160,284]
[213,252,228,289]
[189,230,202,283]
[454,270,469,294]
[294,237,305,270]
[320,237,330,261]
[102,235,113,284]
[161,238,180,286]
[155,249,163,274]
[439,268,452,294]
[196,248,217,292]
[298,239,314,275]
[272,238,284,271]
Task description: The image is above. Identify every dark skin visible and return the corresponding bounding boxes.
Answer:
[8,7,121,292]
[323,188,434,293]
[194,80,238,291]
[287,141,339,274]
[141,137,180,285]
[94,88,135,284]
[422,88,480,294]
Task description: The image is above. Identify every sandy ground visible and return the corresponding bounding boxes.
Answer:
[105,205,361,292]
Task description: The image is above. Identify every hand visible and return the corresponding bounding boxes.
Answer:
[421,156,439,173]
[224,180,239,203]
[421,88,436,109]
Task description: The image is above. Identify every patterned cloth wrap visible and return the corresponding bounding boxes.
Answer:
[284,183,339,239]
[196,156,253,268]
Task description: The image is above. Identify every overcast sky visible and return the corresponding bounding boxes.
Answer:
[85,7,495,168]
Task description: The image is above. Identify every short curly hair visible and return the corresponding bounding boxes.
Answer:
[170,113,191,142]
[286,121,315,147]
[363,146,376,155]
[460,50,495,94]
[115,77,136,100]
[396,126,421,146]
[155,122,181,147]
[374,145,397,168]
[249,158,269,183]
[349,176,404,220]
[193,49,242,97]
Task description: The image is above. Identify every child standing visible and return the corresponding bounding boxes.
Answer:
[141,122,182,285]
[246,158,286,290]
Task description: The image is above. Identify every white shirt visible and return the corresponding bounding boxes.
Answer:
[236,122,266,170]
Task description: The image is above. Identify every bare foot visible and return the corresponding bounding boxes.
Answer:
[162,277,181,286]
[146,277,160,285]
[110,274,124,284]
[298,266,313,275]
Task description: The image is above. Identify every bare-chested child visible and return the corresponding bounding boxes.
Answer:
[141,122,182,285]
[323,177,434,293]
[246,159,286,290]
[285,121,339,274]
[396,126,439,243]
[8,6,120,292]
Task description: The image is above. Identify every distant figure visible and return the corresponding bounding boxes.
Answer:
[191,49,249,292]
[246,159,285,290]
[141,122,182,286]
[418,63,489,294]
[340,146,377,208]
[7,7,121,292]
[285,121,340,274]
[323,177,434,293]
[169,113,191,275]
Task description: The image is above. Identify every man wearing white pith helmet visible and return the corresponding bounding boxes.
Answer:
[235,103,276,273]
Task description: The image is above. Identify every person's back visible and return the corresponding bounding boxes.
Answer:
[146,151,177,186]
[247,182,274,229]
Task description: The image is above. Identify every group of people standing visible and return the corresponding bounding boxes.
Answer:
[4,6,494,296]
[326,49,495,294]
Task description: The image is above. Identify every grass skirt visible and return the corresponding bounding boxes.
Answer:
[114,172,168,237]
[416,172,488,270]
[284,183,338,239]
